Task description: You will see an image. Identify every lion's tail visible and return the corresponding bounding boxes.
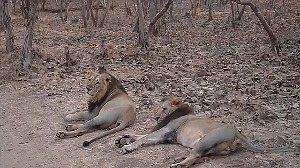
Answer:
[83,122,128,147]
[236,132,299,153]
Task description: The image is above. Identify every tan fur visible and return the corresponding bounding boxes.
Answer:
[56,67,136,147]
[116,96,298,167]
[87,73,111,102]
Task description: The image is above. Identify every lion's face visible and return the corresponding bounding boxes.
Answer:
[86,69,112,102]
[154,96,182,123]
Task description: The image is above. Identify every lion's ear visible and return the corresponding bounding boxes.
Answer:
[170,96,181,106]
[86,68,96,78]
[102,73,112,83]
[98,66,106,74]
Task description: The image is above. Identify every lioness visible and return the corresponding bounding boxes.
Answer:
[56,67,136,147]
[115,96,298,167]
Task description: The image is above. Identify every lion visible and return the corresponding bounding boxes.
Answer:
[115,96,299,167]
[56,67,136,147]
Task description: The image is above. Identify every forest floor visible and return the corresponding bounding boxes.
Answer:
[0,1,299,168]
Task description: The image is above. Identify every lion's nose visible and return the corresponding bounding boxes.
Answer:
[86,86,92,92]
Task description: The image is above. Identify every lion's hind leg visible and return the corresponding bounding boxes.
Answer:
[57,114,116,139]
[193,124,237,155]
[170,153,204,168]
[171,124,237,167]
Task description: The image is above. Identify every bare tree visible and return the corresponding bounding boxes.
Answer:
[87,0,97,26]
[20,0,30,19]
[99,0,112,27]
[149,0,174,37]
[59,0,70,23]
[230,0,235,28]
[135,0,147,48]
[80,0,88,27]
[22,0,38,70]
[231,0,280,55]
[40,0,46,11]
[236,5,246,21]
[1,0,14,53]
[125,0,132,15]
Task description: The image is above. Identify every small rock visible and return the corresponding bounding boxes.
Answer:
[291,103,299,109]
[276,136,286,147]
[292,140,300,146]
[145,81,155,91]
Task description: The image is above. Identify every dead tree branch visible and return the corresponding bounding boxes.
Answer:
[148,0,174,37]
[99,0,112,27]
[231,0,280,55]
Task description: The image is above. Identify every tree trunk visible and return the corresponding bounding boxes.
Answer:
[149,0,174,37]
[80,0,87,27]
[1,0,14,53]
[230,0,235,28]
[40,0,46,11]
[22,0,37,70]
[149,0,157,34]
[99,0,112,27]
[20,0,30,19]
[231,0,279,55]
[236,5,246,21]
[136,0,147,48]
[207,2,212,22]
[125,0,132,15]
[87,0,97,26]
[59,0,70,22]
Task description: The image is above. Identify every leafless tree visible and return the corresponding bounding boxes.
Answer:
[135,0,147,48]
[236,5,246,21]
[22,0,38,70]
[1,0,14,53]
[80,0,106,27]
[10,0,18,12]
[230,0,235,28]
[80,0,88,27]
[149,0,174,37]
[59,0,70,22]
[87,0,97,26]
[99,0,112,27]
[40,0,46,11]
[231,0,280,55]
[125,0,132,15]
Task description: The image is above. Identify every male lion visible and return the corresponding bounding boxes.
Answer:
[115,96,298,167]
[56,67,136,147]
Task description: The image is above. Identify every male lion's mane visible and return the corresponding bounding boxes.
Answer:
[88,68,127,113]
[152,103,194,132]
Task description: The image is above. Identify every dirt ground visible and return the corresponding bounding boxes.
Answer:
[0,0,299,168]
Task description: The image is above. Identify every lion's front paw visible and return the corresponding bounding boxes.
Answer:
[121,145,134,154]
[56,131,66,138]
[173,156,187,164]
[65,124,81,131]
[65,114,75,122]
[115,135,136,148]
[65,124,73,131]
[170,163,185,168]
